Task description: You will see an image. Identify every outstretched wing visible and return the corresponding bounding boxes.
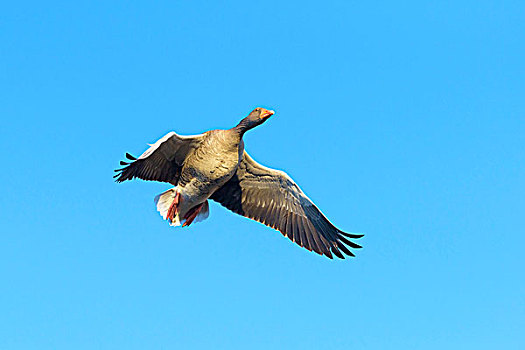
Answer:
[210,152,363,259]
[114,132,205,185]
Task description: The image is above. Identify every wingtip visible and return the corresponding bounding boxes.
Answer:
[337,234,363,249]
[339,231,365,239]
[331,246,345,259]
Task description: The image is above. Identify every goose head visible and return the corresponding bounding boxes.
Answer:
[235,107,275,133]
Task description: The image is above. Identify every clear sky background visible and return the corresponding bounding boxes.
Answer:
[1,1,524,349]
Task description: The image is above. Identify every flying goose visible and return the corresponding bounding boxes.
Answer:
[115,107,363,259]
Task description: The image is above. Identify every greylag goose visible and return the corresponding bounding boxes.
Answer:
[115,107,363,259]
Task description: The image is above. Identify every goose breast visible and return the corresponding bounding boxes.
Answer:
[178,130,243,202]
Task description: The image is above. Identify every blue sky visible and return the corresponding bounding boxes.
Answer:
[1,1,524,349]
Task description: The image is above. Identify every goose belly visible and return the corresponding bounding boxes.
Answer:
[177,168,227,211]
[172,145,240,223]
[180,152,239,192]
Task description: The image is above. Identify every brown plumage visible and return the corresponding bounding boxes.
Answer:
[115,107,363,259]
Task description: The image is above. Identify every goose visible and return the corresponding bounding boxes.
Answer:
[114,107,363,259]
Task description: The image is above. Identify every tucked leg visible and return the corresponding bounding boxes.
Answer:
[166,191,181,222]
[182,203,204,227]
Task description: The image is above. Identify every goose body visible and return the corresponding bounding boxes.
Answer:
[115,107,363,259]
[158,129,244,225]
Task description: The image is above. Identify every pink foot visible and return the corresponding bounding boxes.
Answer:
[182,203,204,227]
[166,192,181,222]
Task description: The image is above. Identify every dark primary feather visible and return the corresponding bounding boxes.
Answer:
[114,132,205,185]
[211,151,363,259]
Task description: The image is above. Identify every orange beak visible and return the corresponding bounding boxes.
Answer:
[260,109,275,119]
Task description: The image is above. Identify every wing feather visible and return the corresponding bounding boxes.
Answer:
[114,132,205,185]
[210,151,363,259]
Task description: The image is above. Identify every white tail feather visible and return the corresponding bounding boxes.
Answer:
[154,188,181,226]
[154,189,210,227]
